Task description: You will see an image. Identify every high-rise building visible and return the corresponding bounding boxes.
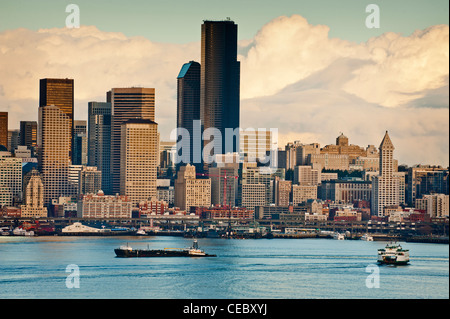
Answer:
[371,131,401,216]
[38,105,73,205]
[7,130,20,153]
[201,20,240,160]
[209,164,239,207]
[274,177,292,206]
[21,169,47,218]
[108,88,155,194]
[0,149,22,207]
[79,166,102,195]
[0,112,7,148]
[88,102,112,194]
[73,120,87,165]
[120,119,158,205]
[407,165,449,205]
[19,121,37,154]
[177,61,202,168]
[174,164,211,211]
[39,78,74,159]
[292,185,318,206]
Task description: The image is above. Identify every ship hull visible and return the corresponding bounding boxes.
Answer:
[115,249,216,258]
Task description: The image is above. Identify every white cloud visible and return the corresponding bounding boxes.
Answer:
[0,15,448,166]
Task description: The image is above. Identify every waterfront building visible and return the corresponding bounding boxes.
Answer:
[0,112,7,148]
[201,206,254,219]
[78,191,132,218]
[120,119,158,205]
[371,131,401,217]
[201,20,240,159]
[334,207,362,221]
[0,149,22,207]
[38,105,73,205]
[39,78,74,160]
[139,198,169,216]
[88,101,112,194]
[292,185,318,206]
[177,61,201,169]
[174,164,211,211]
[20,169,47,218]
[108,88,155,194]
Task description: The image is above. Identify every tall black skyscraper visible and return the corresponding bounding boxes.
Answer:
[201,20,240,159]
[177,61,201,169]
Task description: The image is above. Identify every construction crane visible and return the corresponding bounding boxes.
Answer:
[196,170,238,208]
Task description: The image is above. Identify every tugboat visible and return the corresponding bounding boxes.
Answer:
[115,239,216,258]
[377,242,410,265]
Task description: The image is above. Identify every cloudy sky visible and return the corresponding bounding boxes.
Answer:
[0,0,448,166]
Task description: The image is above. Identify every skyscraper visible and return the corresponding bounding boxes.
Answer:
[21,169,47,218]
[108,88,155,194]
[371,131,401,216]
[88,102,112,194]
[39,78,74,159]
[0,112,8,148]
[201,20,240,160]
[38,105,73,205]
[19,121,37,154]
[120,119,158,205]
[177,61,201,168]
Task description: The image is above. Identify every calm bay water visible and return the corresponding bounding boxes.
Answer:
[0,236,448,299]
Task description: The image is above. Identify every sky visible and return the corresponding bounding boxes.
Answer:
[0,0,448,166]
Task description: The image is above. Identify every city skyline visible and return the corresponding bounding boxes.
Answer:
[0,0,448,167]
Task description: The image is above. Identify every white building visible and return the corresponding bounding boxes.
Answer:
[371,131,401,217]
[0,150,22,207]
[78,191,132,219]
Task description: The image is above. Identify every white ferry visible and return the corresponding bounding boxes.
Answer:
[61,222,111,234]
[333,232,345,240]
[361,233,374,241]
[377,242,410,265]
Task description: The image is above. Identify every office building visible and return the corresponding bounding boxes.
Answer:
[120,119,158,205]
[294,165,321,185]
[174,164,211,211]
[73,120,87,165]
[78,191,132,219]
[209,165,239,207]
[79,166,102,195]
[19,121,37,154]
[415,194,449,218]
[177,61,202,168]
[371,131,401,217]
[39,78,74,159]
[88,101,112,194]
[0,112,7,148]
[292,185,318,206]
[407,165,449,206]
[8,130,20,153]
[108,88,155,194]
[0,149,22,207]
[274,177,292,206]
[319,180,372,203]
[201,20,240,159]
[38,105,73,205]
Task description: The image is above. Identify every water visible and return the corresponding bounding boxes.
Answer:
[0,236,448,299]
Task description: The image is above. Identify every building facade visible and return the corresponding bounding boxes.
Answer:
[174,164,211,211]
[120,119,158,205]
[108,88,156,194]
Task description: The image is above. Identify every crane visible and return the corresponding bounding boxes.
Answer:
[196,169,238,208]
